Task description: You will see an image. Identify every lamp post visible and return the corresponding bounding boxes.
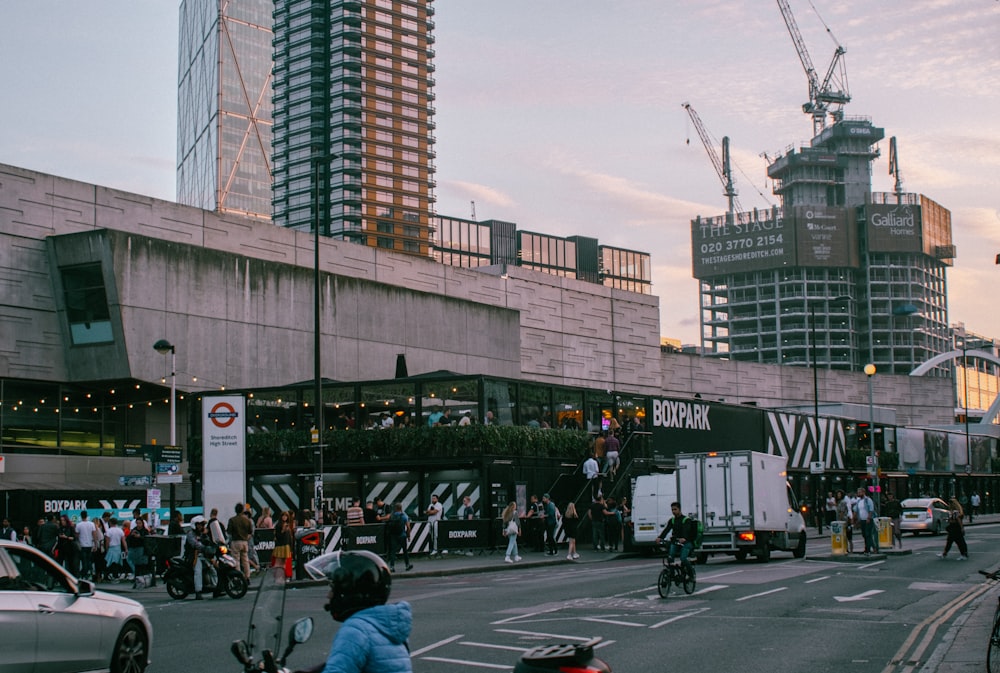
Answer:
[864,363,878,512]
[153,339,176,518]
[956,331,971,473]
[313,156,325,518]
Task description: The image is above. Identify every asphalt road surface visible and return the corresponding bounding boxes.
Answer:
[141,524,1000,672]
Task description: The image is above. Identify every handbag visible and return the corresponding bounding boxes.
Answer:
[505,519,519,537]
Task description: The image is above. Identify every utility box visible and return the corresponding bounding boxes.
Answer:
[877,517,893,548]
[830,520,847,555]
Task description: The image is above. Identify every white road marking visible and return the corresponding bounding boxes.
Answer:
[833,589,884,602]
[460,641,528,652]
[491,607,562,625]
[805,575,831,584]
[579,616,646,627]
[494,628,594,641]
[735,587,788,602]
[698,569,745,580]
[410,634,464,656]
[649,607,711,629]
[420,656,512,669]
[692,584,728,595]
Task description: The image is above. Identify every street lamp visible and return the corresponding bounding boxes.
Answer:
[864,363,878,511]
[955,331,971,473]
[153,340,176,446]
[153,338,177,523]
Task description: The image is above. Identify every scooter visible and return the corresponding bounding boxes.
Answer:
[232,567,313,673]
[513,638,611,672]
[164,543,249,600]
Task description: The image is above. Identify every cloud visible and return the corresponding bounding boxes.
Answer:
[439,180,517,210]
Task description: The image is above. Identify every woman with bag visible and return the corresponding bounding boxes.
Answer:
[501,502,522,564]
[270,510,295,578]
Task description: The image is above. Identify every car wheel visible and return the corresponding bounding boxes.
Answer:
[792,532,807,559]
[226,573,249,599]
[111,621,148,673]
[735,550,748,562]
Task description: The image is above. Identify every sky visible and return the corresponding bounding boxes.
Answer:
[1,1,998,347]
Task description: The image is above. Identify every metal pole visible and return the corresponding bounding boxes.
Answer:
[313,159,324,513]
[865,364,878,513]
[169,347,176,526]
[963,342,971,473]
[810,304,822,534]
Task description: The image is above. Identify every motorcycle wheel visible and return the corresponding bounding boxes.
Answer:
[226,573,249,599]
[165,576,189,600]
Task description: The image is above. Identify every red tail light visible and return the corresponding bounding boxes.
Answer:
[301,532,322,546]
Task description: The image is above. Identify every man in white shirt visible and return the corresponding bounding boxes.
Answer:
[425,494,444,555]
[583,452,601,499]
[853,488,877,554]
[75,511,97,579]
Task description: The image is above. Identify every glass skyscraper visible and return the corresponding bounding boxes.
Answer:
[271,0,437,254]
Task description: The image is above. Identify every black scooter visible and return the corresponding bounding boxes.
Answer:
[164,543,249,600]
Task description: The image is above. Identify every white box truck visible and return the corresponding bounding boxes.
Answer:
[677,450,806,562]
[630,473,677,551]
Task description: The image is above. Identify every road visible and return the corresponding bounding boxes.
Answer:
[140,525,1000,672]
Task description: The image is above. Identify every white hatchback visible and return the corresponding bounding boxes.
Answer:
[0,540,152,673]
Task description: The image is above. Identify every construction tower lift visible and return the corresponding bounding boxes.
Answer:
[776,0,850,136]
[682,102,742,217]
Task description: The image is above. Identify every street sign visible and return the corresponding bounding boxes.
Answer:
[809,461,825,474]
[147,488,161,509]
[157,474,183,484]
[156,463,179,474]
[865,455,876,466]
[118,475,153,487]
[159,447,183,463]
[124,444,182,463]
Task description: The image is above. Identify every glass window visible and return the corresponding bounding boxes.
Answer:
[483,379,516,426]
[518,384,551,428]
[554,389,583,430]
[61,264,113,345]
[420,379,479,427]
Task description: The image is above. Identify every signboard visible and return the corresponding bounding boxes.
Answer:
[691,212,793,278]
[159,447,183,463]
[809,461,825,474]
[865,203,922,253]
[202,395,246,520]
[650,397,764,464]
[156,463,179,474]
[147,488,161,509]
[124,444,182,463]
[157,474,183,484]
[119,475,153,487]
[791,206,856,267]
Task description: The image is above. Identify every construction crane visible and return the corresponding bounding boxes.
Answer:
[776,0,850,136]
[682,102,741,217]
[888,136,904,201]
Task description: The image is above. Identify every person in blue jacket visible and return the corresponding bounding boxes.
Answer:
[305,550,412,673]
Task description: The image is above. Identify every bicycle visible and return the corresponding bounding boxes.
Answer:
[657,555,696,598]
[980,569,1000,673]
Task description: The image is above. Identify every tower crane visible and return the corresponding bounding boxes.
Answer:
[776,0,850,136]
[682,102,742,217]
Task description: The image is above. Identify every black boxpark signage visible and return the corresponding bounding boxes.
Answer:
[866,203,922,253]
[439,520,489,550]
[650,398,764,463]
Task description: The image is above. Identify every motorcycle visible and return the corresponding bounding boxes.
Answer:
[514,638,611,673]
[232,566,313,673]
[164,542,249,600]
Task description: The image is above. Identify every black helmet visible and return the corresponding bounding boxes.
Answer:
[304,551,391,622]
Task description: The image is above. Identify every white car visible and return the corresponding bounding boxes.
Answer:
[0,540,152,672]
[899,497,952,535]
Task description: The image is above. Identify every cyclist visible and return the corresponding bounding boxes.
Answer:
[654,502,698,577]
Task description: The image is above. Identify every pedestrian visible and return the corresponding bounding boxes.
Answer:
[256,507,274,529]
[208,508,226,545]
[589,495,608,551]
[541,493,558,555]
[457,496,476,520]
[853,488,878,554]
[582,451,601,500]
[386,502,413,572]
[563,502,580,560]
[938,509,969,560]
[604,430,621,481]
[126,516,149,579]
[243,505,260,574]
[36,513,59,558]
[270,510,295,578]
[835,490,854,553]
[501,501,522,563]
[92,515,107,581]
[346,498,365,526]
[227,503,253,580]
[75,511,97,580]
[948,496,964,522]
[57,513,78,572]
[970,492,981,523]
[1,518,16,542]
[20,525,33,546]
[525,494,545,552]
[619,496,632,548]
[825,491,837,526]
[424,494,444,556]
[605,497,622,552]
[881,492,903,549]
[104,518,127,579]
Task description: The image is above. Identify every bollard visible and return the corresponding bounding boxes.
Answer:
[830,520,847,556]
[877,517,892,548]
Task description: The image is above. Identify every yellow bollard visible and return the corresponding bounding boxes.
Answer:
[877,517,892,548]
[830,520,847,555]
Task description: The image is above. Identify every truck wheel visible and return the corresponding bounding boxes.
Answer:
[696,552,709,565]
[735,550,748,562]
[756,542,771,563]
[792,533,807,559]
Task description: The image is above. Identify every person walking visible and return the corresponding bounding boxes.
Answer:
[938,508,969,560]
[588,495,608,551]
[270,510,295,578]
[227,503,253,580]
[853,488,878,555]
[970,492,981,523]
[386,502,413,572]
[75,511,97,580]
[563,502,580,560]
[835,490,854,553]
[605,497,622,552]
[501,502,522,563]
[541,494,559,555]
[1,518,16,542]
[56,514,78,572]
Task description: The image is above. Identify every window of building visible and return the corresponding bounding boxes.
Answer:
[377,221,394,233]
[61,264,113,345]
[377,237,394,249]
